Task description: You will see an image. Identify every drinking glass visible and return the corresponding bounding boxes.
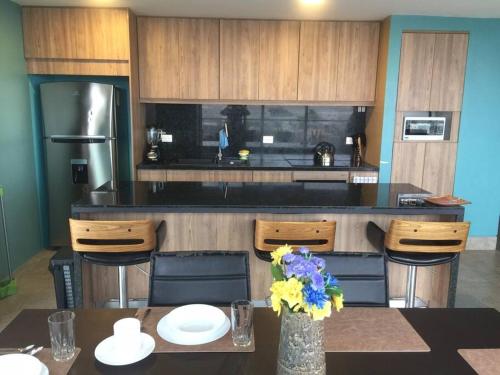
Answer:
[231,300,253,347]
[48,311,76,361]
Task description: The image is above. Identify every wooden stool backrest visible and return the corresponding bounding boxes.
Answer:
[69,219,156,253]
[385,220,470,253]
[254,220,336,253]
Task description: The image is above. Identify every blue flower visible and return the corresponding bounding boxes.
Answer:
[298,247,310,255]
[324,272,339,288]
[311,256,326,270]
[303,284,329,309]
[310,271,325,291]
[282,253,296,264]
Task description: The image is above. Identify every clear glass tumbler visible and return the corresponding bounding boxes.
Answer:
[48,311,76,361]
[231,300,253,347]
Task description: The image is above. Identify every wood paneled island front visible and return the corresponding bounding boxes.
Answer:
[72,182,465,308]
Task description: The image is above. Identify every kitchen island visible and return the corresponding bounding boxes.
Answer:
[72,182,465,308]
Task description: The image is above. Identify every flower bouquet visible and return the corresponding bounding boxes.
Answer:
[270,245,343,320]
[270,245,343,375]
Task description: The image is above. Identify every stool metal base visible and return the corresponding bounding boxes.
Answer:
[389,297,427,308]
[101,298,148,309]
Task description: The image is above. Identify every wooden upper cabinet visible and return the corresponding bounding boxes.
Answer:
[138,17,219,100]
[336,22,380,102]
[22,7,130,61]
[178,19,220,100]
[397,32,468,111]
[138,17,180,99]
[397,33,435,111]
[429,33,468,111]
[220,20,260,100]
[258,20,300,101]
[298,21,340,101]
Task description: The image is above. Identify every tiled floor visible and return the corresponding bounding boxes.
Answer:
[0,249,498,333]
[0,250,56,332]
[455,250,500,310]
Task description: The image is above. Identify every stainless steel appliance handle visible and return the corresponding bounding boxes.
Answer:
[49,135,107,143]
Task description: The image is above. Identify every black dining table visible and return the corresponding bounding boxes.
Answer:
[0,308,499,374]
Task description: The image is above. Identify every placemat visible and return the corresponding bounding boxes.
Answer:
[325,308,430,352]
[137,307,255,353]
[36,348,81,375]
[458,349,500,375]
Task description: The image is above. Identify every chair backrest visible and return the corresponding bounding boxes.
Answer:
[69,219,156,253]
[254,220,336,253]
[322,252,388,307]
[148,251,250,306]
[385,220,470,253]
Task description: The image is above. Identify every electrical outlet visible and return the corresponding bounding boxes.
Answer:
[345,137,353,145]
[161,134,173,143]
[263,135,274,144]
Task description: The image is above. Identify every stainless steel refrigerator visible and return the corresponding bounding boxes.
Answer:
[41,82,118,246]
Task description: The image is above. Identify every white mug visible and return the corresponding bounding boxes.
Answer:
[113,318,141,355]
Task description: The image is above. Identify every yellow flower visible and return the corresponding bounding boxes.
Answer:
[333,294,344,312]
[270,245,293,265]
[304,300,332,321]
[270,278,304,315]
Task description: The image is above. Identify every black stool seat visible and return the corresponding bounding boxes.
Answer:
[386,249,458,267]
[81,251,153,267]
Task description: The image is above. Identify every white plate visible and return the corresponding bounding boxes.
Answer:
[157,304,231,345]
[40,363,49,375]
[94,332,155,366]
[0,353,44,375]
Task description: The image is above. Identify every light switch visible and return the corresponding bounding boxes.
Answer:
[161,134,173,143]
[345,137,353,145]
[263,135,274,144]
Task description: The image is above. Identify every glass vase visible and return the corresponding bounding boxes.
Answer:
[277,308,326,375]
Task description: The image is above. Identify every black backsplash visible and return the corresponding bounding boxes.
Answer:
[145,104,366,161]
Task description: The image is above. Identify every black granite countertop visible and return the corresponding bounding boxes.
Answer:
[72,182,464,216]
[137,155,378,172]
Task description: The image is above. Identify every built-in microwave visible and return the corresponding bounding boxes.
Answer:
[403,116,446,141]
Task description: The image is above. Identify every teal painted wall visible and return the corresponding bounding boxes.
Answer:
[29,75,132,247]
[0,0,42,273]
[380,16,500,237]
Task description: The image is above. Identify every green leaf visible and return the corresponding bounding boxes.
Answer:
[325,286,343,297]
[271,264,285,281]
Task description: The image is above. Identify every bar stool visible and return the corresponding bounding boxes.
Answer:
[69,219,165,308]
[254,220,336,261]
[371,220,469,308]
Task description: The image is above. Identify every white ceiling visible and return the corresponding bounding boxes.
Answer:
[13,0,500,20]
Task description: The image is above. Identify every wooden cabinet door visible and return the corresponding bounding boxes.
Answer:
[297,21,340,101]
[336,22,380,102]
[422,143,457,195]
[396,33,436,111]
[429,33,468,111]
[220,20,260,100]
[390,142,426,187]
[179,19,220,100]
[138,17,180,100]
[258,20,300,100]
[292,171,349,182]
[22,7,130,60]
[252,171,292,182]
[137,170,167,181]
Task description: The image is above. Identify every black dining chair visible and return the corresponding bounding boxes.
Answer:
[322,252,389,307]
[148,251,251,306]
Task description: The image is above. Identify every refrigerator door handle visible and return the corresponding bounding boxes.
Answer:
[49,135,107,144]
